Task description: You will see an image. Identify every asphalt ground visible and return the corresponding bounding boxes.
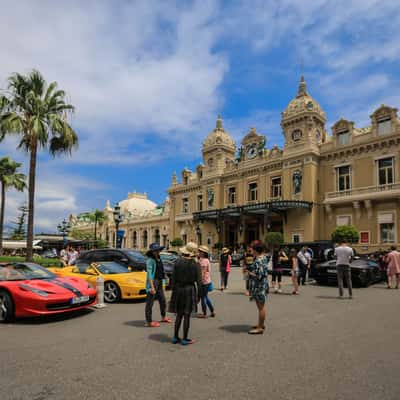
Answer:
[1,267,399,400]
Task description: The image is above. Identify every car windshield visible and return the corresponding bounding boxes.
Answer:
[95,262,130,274]
[160,253,178,262]
[125,251,146,263]
[0,263,55,281]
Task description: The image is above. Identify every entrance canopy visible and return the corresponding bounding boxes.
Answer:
[193,200,312,222]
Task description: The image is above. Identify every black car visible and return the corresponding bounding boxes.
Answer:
[159,252,178,279]
[276,241,333,276]
[78,248,146,271]
[313,258,382,287]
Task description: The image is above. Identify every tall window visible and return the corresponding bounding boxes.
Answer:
[182,198,189,213]
[197,194,203,211]
[378,158,394,185]
[378,118,392,135]
[336,166,351,191]
[248,182,258,201]
[228,187,236,204]
[143,230,148,249]
[379,213,395,243]
[133,231,137,248]
[337,130,350,145]
[271,177,282,198]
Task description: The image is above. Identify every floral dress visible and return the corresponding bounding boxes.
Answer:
[248,255,269,303]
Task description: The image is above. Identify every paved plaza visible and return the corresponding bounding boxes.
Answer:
[1,267,399,400]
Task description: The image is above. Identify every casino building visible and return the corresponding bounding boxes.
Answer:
[71,76,400,253]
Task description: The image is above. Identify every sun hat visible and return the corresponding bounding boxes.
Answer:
[148,243,165,252]
[198,245,210,254]
[179,242,198,257]
[222,247,230,254]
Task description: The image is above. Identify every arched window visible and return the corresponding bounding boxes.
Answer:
[143,230,148,249]
[133,231,137,248]
[154,229,160,244]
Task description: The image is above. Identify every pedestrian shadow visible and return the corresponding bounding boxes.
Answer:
[219,324,252,333]
[148,333,171,343]
[315,295,341,300]
[124,320,146,328]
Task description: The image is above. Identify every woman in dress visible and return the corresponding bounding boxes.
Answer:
[245,240,269,335]
[198,245,215,318]
[219,247,231,291]
[290,248,300,295]
[169,243,202,345]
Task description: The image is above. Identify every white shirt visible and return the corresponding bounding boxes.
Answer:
[334,245,354,266]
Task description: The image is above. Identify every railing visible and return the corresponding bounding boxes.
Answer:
[326,182,400,199]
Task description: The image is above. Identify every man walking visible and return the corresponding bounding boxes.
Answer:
[297,246,309,286]
[334,240,354,299]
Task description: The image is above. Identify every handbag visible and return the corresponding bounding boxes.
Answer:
[209,282,214,292]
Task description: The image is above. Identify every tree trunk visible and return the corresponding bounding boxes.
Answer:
[26,141,38,262]
[0,181,5,256]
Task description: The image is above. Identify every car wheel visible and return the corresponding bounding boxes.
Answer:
[104,281,121,303]
[0,290,15,323]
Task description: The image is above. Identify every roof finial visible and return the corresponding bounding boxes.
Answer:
[297,74,307,97]
[172,171,177,185]
[216,114,223,130]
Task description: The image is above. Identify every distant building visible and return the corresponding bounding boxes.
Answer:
[71,76,400,253]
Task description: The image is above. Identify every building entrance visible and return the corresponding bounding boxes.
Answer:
[246,224,258,244]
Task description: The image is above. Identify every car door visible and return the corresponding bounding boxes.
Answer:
[72,263,99,286]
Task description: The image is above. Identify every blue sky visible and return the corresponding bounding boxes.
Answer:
[0,0,399,231]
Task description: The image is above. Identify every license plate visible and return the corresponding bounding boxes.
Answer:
[71,295,89,304]
[327,269,337,274]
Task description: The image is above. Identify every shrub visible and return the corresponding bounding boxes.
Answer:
[170,238,184,247]
[264,232,284,249]
[331,225,360,244]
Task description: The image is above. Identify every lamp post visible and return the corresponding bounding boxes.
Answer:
[195,225,201,245]
[113,202,122,248]
[57,219,71,247]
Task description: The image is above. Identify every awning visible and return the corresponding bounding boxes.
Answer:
[2,240,43,250]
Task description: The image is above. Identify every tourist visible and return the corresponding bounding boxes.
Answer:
[169,242,202,345]
[297,246,309,286]
[198,245,215,318]
[245,240,269,335]
[334,240,354,299]
[219,247,231,291]
[271,248,288,293]
[378,250,389,288]
[60,246,68,266]
[242,245,254,296]
[67,246,79,266]
[290,249,300,295]
[144,243,172,327]
[386,246,400,289]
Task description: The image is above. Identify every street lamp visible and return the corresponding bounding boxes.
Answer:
[195,225,201,244]
[113,202,122,248]
[57,219,71,247]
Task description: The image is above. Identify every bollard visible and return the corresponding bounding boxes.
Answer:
[95,275,107,308]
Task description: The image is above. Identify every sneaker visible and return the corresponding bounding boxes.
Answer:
[274,287,278,294]
[144,321,160,328]
[277,288,282,294]
[181,339,195,346]
[160,317,172,323]
[210,312,216,318]
[171,337,181,344]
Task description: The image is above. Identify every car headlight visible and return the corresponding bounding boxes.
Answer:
[19,284,49,297]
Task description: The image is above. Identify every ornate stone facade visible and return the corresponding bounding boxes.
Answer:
[72,76,400,253]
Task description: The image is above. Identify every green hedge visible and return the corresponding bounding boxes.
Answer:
[0,256,63,267]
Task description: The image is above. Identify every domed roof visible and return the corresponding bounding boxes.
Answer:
[282,76,326,121]
[203,115,235,150]
[118,192,157,216]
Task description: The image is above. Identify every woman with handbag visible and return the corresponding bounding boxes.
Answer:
[198,245,216,318]
[219,247,232,291]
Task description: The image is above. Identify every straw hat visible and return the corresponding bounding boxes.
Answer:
[198,245,210,254]
[222,247,230,254]
[179,242,198,257]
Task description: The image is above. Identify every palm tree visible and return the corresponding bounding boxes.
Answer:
[92,209,105,241]
[0,70,78,261]
[0,157,26,255]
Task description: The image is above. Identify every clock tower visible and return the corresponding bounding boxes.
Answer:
[281,75,327,153]
[238,127,266,162]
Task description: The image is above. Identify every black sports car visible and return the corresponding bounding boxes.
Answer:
[313,258,382,287]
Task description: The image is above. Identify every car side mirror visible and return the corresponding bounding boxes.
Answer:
[85,268,97,275]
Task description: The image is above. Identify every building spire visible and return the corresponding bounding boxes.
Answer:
[171,171,177,186]
[216,114,223,130]
[297,74,308,97]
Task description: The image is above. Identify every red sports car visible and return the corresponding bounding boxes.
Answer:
[0,262,97,322]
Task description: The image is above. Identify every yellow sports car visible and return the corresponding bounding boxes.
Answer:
[48,261,147,303]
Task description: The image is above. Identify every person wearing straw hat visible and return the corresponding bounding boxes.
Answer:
[169,242,202,345]
[219,247,232,291]
[198,245,216,318]
[144,243,172,327]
